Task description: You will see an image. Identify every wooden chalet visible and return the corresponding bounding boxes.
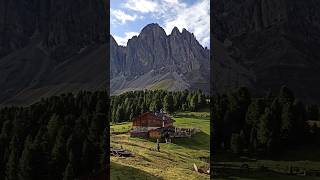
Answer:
[148,129,162,139]
[130,111,174,138]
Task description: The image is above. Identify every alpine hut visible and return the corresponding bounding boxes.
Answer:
[130,110,174,138]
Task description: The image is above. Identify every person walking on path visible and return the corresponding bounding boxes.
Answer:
[157,139,160,152]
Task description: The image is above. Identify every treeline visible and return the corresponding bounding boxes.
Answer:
[111,90,208,123]
[0,91,108,180]
[213,86,320,157]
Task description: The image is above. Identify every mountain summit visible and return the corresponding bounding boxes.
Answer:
[110,23,210,94]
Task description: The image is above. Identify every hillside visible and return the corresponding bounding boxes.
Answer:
[110,111,210,180]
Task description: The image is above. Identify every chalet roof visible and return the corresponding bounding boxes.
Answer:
[132,112,175,123]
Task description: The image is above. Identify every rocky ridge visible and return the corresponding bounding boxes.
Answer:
[110,23,210,94]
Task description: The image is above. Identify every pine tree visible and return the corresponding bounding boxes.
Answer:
[50,128,68,180]
[190,94,199,111]
[257,109,272,153]
[230,133,243,154]
[32,129,50,179]
[63,163,75,180]
[5,136,20,180]
[81,139,94,174]
[18,136,33,180]
[281,102,294,144]
[47,114,60,144]
[164,94,174,114]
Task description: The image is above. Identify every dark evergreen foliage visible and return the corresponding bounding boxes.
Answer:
[0,91,108,179]
[110,90,208,123]
[213,86,317,157]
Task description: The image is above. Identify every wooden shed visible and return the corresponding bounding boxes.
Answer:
[130,112,174,138]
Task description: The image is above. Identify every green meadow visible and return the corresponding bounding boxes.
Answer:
[110,110,210,180]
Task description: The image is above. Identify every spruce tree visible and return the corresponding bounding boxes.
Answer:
[63,163,75,180]
[5,136,20,180]
[257,109,272,153]
[164,94,174,114]
[18,136,33,180]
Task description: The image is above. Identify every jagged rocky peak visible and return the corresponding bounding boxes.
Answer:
[110,35,118,46]
[171,27,181,36]
[140,23,167,38]
[181,28,188,34]
[110,23,210,95]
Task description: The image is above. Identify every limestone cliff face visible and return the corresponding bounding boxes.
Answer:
[110,23,210,94]
[0,0,107,105]
[0,0,106,60]
[212,0,320,102]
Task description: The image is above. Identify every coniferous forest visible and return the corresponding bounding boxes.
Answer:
[0,91,108,180]
[213,86,320,157]
[110,90,208,123]
[0,89,208,179]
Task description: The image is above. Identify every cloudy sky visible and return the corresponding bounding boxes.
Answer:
[110,0,210,48]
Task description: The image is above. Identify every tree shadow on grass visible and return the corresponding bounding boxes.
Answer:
[110,162,164,180]
[216,145,320,162]
[173,131,210,151]
[216,170,312,180]
[278,145,320,161]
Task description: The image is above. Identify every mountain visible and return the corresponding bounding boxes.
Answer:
[0,0,107,105]
[110,23,210,95]
[212,0,320,103]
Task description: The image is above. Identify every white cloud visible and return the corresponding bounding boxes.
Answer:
[164,0,179,4]
[114,0,210,47]
[113,32,139,46]
[111,9,137,24]
[163,0,210,47]
[123,0,158,13]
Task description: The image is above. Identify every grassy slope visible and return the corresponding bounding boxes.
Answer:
[110,110,210,180]
[147,79,175,90]
[216,147,320,180]
[110,122,131,133]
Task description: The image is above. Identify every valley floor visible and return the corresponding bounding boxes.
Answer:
[110,111,210,180]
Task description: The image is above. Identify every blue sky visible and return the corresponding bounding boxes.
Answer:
[110,0,210,47]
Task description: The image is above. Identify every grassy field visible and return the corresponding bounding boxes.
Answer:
[110,110,210,180]
[215,172,320,180]
[215,147,320,180]
[110,122,132,133]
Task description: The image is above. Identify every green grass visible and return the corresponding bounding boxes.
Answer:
[215,147,320,179]
[110,110,210,180]
[147,79,175,90]
[110,122,132,133]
